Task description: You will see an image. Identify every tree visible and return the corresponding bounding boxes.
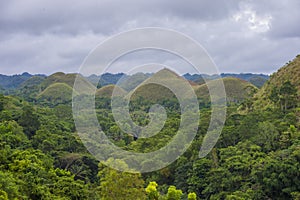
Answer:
[145,181,160,200]
[279,81,297,112]
[0,190,8,200]
[0,171,21,199]
[0,121,29,149]
[269,81,298,112]
[18,105,40,138]
[165,186,183,200]
[0,94,4,112]
[187,158,212,197]
[254,121,279,151]
[187,192,197,200]
[98,159,146,200]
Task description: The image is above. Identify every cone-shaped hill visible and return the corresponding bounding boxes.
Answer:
[40,72,78,89]
[36,73,95,105]
[37,83,75,105]
[96,85,127,98]
[194,77,257,104]
[129,68,196,102]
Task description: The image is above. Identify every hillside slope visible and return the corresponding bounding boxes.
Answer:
[37,83,76,105]
[96,85,126,98]
[129,68,195,101]
[195,77,257,104]
[254,55,300,109]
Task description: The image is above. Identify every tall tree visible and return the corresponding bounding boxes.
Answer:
[98,159,146,200]
[18,105,40,138]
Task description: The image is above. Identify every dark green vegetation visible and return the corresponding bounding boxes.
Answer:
[0,56,299,199]
[0,73,45,94]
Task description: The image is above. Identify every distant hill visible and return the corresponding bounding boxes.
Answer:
[220,73,269,88]
[87,72,151,90]
[88,72,268,89]
[183,73,205,85]
[37,83,75,105]
[96,85,126,98]
[130,68,196,102]
[14,72,95,104]
[18,76,46,101]
[0,72,45,90]
[195,77,257,104]
[118,72,152,91]
[87,73,126,87]
[0,71,268,92]
[128,69,258,105]
[0,70,268,105]
[40,72,78,90]
[248,76,268,88]
[183,73,269,88]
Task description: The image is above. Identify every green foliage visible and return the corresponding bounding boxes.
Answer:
[17,76,45,101]
[0,171,21,199]
[187,158,212,197]
[0,72,36,90]
[255,55,300,110]
[0,191,8,200]
[165,185,183,200]
[279,81,298,111]
[1,63,300,199]
[0,94,4,112]
[269,81,298,112]
[146,181,160,200]
[18,105,40,138]
[255,121,279,151]
[0,120,29,149]
[37,83,74,105]
[291,191,300,200]
[249,76,268,88]
[187,192,197,200]
[98,159,146,200]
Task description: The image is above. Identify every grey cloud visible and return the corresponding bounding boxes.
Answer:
[0,0,239,35]
[239,0,300,38]
[0,0,300,75]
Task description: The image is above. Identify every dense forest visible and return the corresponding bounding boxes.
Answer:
[0,55,300,199]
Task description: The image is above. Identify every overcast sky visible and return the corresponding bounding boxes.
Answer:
[0,0,300,75]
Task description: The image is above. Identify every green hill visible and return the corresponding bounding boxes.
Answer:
[249,76,268,88]
[129,68,195,102]
[41,72,78,90]
[130,83,176,101]
[18,76,45,100]
[20,76,45,87]
[96,85,126,98]
[16,72,95,103]
[37,83,76,105]
[118,72,151,91]
[0,72,35,90]
[195,77,257,104]
[254,55,300,110]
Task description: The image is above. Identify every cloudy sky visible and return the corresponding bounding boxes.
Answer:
[0,0,300,75]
